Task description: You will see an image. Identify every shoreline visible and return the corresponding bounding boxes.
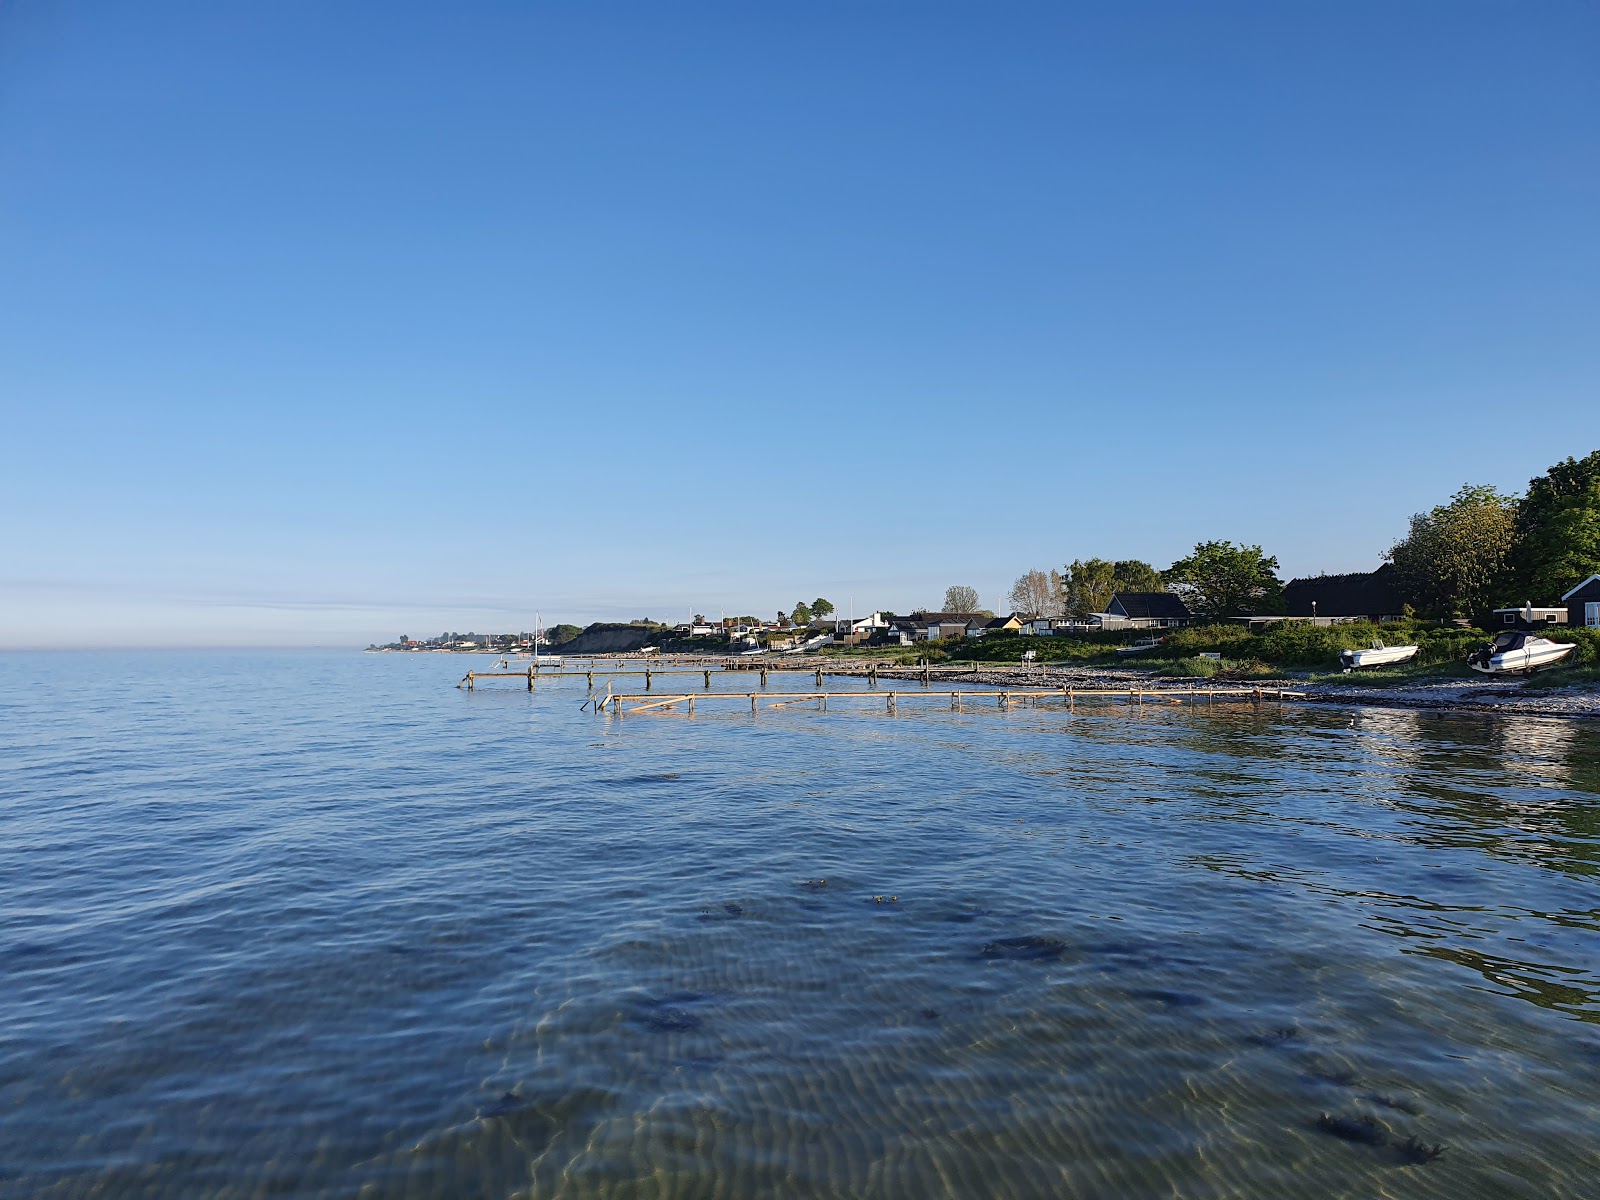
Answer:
[853,664,1600,719]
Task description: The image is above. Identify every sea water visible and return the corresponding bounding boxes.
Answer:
[2,651,1597,1198]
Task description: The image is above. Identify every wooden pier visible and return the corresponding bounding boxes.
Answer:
[456,660,957,691]
[594,686,1304,715]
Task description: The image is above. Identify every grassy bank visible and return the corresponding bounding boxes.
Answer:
[866,620,1600,679]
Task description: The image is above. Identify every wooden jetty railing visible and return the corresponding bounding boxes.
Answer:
[457,661,970,690]
[597,686,1304,715]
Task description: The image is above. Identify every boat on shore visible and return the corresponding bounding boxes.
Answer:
[1467,631,1576,675]
[1116,637,1165,657]
[1339,640,1419,671]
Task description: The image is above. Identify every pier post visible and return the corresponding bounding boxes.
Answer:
[645,667,652,690]
[704,670,711,688]
[467,672,474,692]
[760,668,768,686]
[527,666,534,691]
[750,693,757,714]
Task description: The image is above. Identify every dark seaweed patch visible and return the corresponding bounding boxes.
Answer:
[979,936,1067,962]
[919,1008,940,1022]
[481,1091,523,1118]
[1304,1066,1359,1087]
[1365,1092,1423,1116]
[802,878,828,891]
[635,991,711,1033]
[1131,988,1205,1009]
[1315,1112,1387,1145]
[1248,1026,1301,1048]
[640,1007,701,1032]
[1393,1135,1445,1164]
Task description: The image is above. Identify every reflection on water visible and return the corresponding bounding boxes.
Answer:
[1,653,1599,1198]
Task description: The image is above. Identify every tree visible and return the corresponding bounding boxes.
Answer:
[791,601,813,625]
[1113,560,1164,593]
[811,597,835,619]
[1008,568,1061,617]
[544,623,583,646]
[1061,558,1117,617]
[1165,541,1284,617]
[1387,484,1518,618]
[1505,451,1600,602]
[943,584,981,612]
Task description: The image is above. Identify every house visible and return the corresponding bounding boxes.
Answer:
[981,614,1025,635]
[889,612,989,641]
[1563,575,1600,627]
[1283,565,1403,622]
[1019,617,1059,636]
[1105,592,1192,628]
[1489,604,1568,628]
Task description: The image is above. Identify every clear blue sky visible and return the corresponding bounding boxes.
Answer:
[2,2,1597,646]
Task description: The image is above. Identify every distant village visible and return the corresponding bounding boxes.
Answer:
[367,451,1600,656]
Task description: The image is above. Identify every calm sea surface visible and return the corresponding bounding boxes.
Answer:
[2,651,1599,1198]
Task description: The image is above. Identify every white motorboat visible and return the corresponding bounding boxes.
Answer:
[1116,637,1165,657]
[1467,631,1576,675]
[1339,640,1419,670]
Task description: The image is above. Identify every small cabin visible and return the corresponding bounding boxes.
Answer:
[1489,605,1568,628]
[1562,575,1600,627]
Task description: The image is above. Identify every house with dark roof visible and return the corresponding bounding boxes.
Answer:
[1104,592,1192,628]
[1562,575,1600,628]
[1282,565,1403,622]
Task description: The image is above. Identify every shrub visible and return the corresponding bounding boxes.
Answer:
[1254,621,1395,667]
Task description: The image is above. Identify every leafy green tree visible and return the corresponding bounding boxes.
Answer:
[1165,541,1284,617]
[1112,560,1164,593]
[1387,484,1518,618]
[943,585,981,612]
[1506,451,1600,602]
[811,597,835,619]
[544,623,583,646]
[1061,558,1117,617]
[791,601,813,624]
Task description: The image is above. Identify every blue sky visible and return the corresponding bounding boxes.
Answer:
[2,2,1597,646]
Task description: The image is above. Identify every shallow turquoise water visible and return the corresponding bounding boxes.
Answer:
[2,651,1598,1198]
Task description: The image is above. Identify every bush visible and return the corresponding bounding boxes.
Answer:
[1160,623,1258,654]
[1255,621,1396,667]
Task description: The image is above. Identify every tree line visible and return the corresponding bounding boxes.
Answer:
[974,543,1280,621]
[1389,451,1600,618]
[970,450,1600,623]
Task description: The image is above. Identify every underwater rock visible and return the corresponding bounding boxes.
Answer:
[978,935,1067,962]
